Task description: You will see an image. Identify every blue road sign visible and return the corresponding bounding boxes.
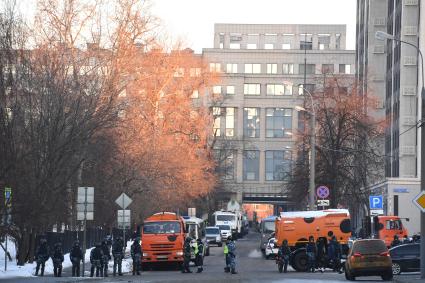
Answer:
[369,195,383,209]
[316,186,330,199]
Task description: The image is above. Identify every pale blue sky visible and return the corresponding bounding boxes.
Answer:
[13,0,357,52]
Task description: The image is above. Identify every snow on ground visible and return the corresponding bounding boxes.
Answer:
[0,237,96,279]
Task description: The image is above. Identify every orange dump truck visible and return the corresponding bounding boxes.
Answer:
[141,212,186,267]
[362,215,408,247]
[275,209,352,271]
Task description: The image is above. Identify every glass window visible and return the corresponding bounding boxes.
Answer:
[318,34,331,50]
[322,64,334,74]
[265,150,292,181]
[243,150,259,181]
[282,63,294,74]
[267,63,278,74]
[245,63,261,74]
[225,107,235,137]
[244,84,261,95]
[339,64,351,74]
[143,221,181,234]
[299,64,315,74]
[226,63,238,73]
[282,43,291,49]
[209,63,221,73]
[190,68,201,77]
[247,43,257,49]
[282,34,293,49]
[191,90,199,98]
[298,84,315,95]
[266,108,292,138]
[230,33,242,49]
[247,34,259,49]
[335,33,341,49]
[264,43,274,49]
[265,34,277,49]
[226,85,235,95]
[243,108,260,137]
[212,85,222,94]
[219,33,224,49]
[173,67,184,77]
[230,43,240,49]
[212,107,221,136]
[267,84,284,96]
[223,152,234,179]
[300,33,312,50]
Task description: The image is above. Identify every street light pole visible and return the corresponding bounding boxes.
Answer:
[376,30,425,279]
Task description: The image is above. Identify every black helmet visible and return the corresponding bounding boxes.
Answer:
[196,238,202,243]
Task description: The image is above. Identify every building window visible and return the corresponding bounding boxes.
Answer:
[299,64,315,74]
[244,83,261,96]
[244,63,261,74]
[173,67,184,77]
[243,150,259,181]
[214,150,234,180]
[266,84,292,96]
[298,84,315,95]
[226,85,235,95]
[282,63,294,74]
[219,33,224,49]
[266,63,278,74]
[266,108,292,138]
[265,150,292,181]
[282,34,293,49]
[264,43,274,49]
[339,64,351,74]
[243,108,260,137]
[190,68,201,77]
[226,63,238,73]
[247,34,259,49]
[335,33,341,49]
[209,63,221,73]
[300,33,313,50]
[318,34,331,50]
[230,43,240,49]
[191,89,199,98]
[230,33,242,49]
[322,64,334,74]
[247,43,257,49]
[212,85,222,95]
[212,107,221,136]
[265,34,277,49]
[225,107,235,137]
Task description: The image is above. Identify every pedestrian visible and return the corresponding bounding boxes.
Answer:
[181,237,193,273]
[316,238,327,273]
[224,237,230,273]
[328,236,342,273]
[227,236,237,274]
[101,240,111,277]
[195,238,204,273]
[35,238,49,276]
[306,236,317,273]
[90,242,104,277]
[391,235,401,247]
[277,239,291,273]
[70,240,83,277]
[131,237,142,275]
[402,235,410,244]
[52,242,64,277]
[112,237,124,276]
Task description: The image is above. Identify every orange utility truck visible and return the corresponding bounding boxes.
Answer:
[275,209,352,271]
[361,215,408,247]
[141,212,186,268]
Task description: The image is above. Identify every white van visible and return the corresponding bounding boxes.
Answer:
[183,216,209,256]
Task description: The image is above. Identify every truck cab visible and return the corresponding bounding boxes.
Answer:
[363,215,409,247]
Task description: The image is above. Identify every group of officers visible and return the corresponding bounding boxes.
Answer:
[34,236,142,277]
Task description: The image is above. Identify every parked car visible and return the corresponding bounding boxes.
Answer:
[265,237,278,259]
[345,239,393,281]
[205,226,222,247]
[389,243,420,275]
[217,224,232,240]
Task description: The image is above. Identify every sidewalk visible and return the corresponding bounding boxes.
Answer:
[393,274,424,283]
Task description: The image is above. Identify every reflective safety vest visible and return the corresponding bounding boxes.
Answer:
[193,242,198,255]
[223,244,228,254]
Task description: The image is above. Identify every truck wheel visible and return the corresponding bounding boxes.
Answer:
[291,250,308,272]
[205,247,210,256]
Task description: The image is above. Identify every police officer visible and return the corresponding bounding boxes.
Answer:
[328,236,342,273]
[391,235,402,247]
[224,237,230,273]
[277,239,291,273]
[35,238,49,276]
[70,240,83,277]
[227,236,237,274]
[52,242,64,277]
[181,237,192,273]
[112,237,124,276]
[90,242,104,277]
[101,240,111,277]
[131,237,142,275]
[195,238,204,273]
[306,236,317,273]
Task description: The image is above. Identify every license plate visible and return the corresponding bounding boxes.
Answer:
[157,255,168,259]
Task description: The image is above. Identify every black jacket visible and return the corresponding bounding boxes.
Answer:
[70,245,83,262]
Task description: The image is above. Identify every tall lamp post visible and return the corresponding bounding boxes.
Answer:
[375,30,425,279]
[294,85,317,211]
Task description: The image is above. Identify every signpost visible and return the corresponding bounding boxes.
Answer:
[369,195,384,216]
[115,193,132,244]
[77,187,94,277]
[316,186,330,210]
[4,187,11,272]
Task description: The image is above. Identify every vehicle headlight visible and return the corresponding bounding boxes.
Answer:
[176,251,183,256]
[143,252,148,257]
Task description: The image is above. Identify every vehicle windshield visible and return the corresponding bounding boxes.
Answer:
[206,228,219,234]
[143,221,181,234]
[386,219,403,230]
[217,225,231,230]
[352,240,387,255]
[262,221,275,233]
[217,215,235,221]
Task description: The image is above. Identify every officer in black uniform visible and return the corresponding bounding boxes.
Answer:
[112,237,124,276]
[181,237,193,273]
[35,238,49,276]
[52,243,64,277]
[70,240,83,277]
[90,242,104,277]
[131,238,142,275]
[101,240,111,277]
[195,238,204,273]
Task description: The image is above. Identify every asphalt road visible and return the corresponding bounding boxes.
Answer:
[3,230,419,283]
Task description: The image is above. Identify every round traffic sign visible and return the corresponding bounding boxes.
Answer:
[316,185,330,199]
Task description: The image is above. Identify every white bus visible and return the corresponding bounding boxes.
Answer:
[182,216,209,256]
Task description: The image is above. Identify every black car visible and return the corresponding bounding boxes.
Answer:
[389,243,420,275]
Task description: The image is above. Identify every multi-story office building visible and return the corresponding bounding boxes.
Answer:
[356,0,422,234]
[202,23,355,209]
